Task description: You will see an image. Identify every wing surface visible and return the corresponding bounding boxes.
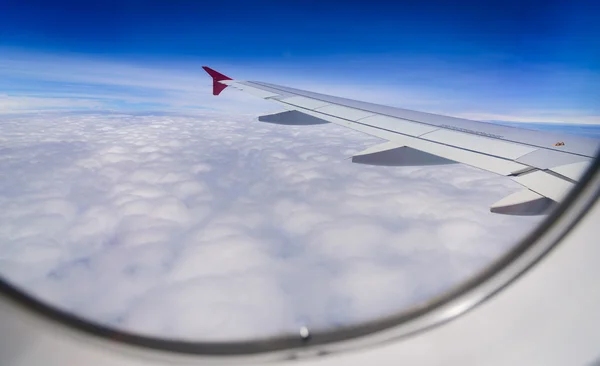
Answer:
[202,66,599,215]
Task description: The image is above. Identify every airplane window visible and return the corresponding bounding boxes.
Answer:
[1,111,597,344]
[0,0,598,358]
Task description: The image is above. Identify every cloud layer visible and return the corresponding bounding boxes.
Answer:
[0,112,542,341]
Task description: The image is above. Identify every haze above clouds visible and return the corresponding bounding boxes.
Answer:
[1,48,599,125]
[0,112,542,341]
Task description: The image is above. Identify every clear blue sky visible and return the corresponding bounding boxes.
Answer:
[1,0,598,123]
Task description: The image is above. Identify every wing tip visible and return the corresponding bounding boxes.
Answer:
[202,66,233,96]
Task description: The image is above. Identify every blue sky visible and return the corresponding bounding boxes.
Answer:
[1,0,599,124]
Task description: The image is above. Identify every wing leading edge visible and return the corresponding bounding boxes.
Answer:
[202,66,599,215]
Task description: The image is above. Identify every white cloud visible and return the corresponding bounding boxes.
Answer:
[0,94,105,113]
[0,112,543,341]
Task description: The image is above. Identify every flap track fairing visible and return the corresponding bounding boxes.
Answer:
[352,141,457,166]
[258,110,330,125]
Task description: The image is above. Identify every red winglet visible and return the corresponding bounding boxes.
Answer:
[202,66,232,96]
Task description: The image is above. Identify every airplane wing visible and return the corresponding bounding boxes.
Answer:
[202,66,599,215]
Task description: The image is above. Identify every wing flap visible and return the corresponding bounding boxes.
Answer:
[420,129,539,160]
[516,148,590,170]
[550,161,591,181]
[315,104,376,121]
[280,96,331,110]
[512,170,575,202]
[358,115,439,137]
